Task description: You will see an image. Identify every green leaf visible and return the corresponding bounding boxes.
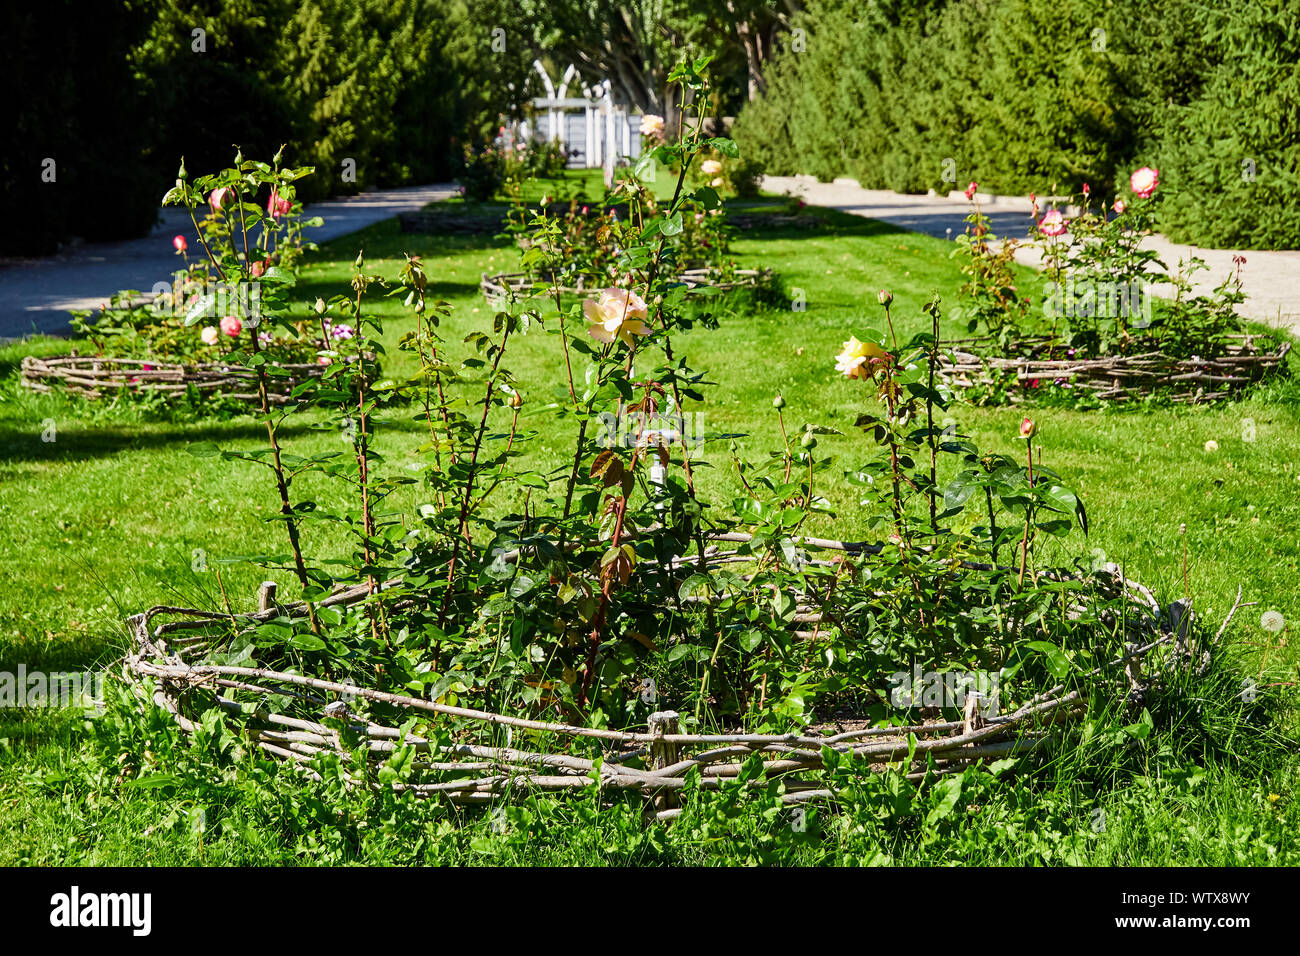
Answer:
[290,632,327,652]
[1024,640,1071,678]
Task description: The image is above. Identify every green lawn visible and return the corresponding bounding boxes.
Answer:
[1,199,1296,864]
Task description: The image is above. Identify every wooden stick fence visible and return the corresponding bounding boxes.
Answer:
[480,268,774,306]
[938,333,1289,404]
[21,354,330,405]
[121,532,1180,819]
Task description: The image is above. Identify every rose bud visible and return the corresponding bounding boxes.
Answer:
[208,187,235,214]
[1019,417,1037,439]
[877,289,893,307]
[172,235,187,254]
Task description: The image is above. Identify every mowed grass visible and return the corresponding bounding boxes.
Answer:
[3,204,1297,675]
[0,196,1297,864]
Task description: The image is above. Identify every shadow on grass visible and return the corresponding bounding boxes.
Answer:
[0,418,315,465]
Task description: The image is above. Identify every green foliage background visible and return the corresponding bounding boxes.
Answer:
[1,0,516,254]
[734,0,1300,249]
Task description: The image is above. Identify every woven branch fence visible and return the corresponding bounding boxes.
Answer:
[123,532,1182,821]
[938,333,1289,404]
[481,268,774,307]
[21,354,345,405]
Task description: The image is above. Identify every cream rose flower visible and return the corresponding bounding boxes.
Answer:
[585,287,651,349]
[834,336,887,380]
[700,159,723,176]
[639,114,664,138]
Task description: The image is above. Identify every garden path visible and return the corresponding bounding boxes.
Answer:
[0,183,457,340]
[764,174,1300,332]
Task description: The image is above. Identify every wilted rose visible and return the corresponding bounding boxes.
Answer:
[964,181,978,200]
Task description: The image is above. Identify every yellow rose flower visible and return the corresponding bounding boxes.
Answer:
[585,287,651,349]
[834,336,887,380]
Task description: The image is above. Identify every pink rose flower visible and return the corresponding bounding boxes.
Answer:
[1130,166,1159,198]
[172,235,187,254]
[220,315,242,337]
[1113,198,1127,215]
[1039,209,1068,237]
[964,181,978,200]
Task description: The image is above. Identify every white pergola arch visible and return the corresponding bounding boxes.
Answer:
[511,60,642,176]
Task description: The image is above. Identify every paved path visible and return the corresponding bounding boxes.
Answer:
[765,175,1300,332]
[0,183,456,340]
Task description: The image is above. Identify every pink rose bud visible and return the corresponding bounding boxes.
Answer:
[877,289,893,306]
[1019,417,1037,439]
[250,258,269,278]
[266,188,292,219]
[172,235,187,253]
[220,315,242,337]
[1082,182,1090,198]
[208,187,235,213]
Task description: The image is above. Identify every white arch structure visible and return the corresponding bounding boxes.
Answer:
[514,60,642,175]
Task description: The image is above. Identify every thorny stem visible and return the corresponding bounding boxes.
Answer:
[927,305,940,536]
[248,328,319,635]
[190,180,316,633]
[1019,436,1035,587]
[439,317,514,627]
